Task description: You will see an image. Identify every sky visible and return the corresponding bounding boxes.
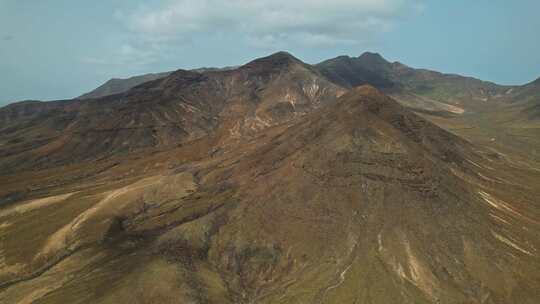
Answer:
[1,0,540,105]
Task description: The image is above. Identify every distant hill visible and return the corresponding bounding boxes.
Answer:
[78,72,172,99]
[78,66,239,100]
[317,52,513,114]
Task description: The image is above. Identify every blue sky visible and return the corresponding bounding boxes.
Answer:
[1,0,539,105]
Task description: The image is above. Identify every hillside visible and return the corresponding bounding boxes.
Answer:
[1,52,539,304]
[78,67,239,100]
[0,52,344,173]
[78,72,172,99]
[317,52,513,114]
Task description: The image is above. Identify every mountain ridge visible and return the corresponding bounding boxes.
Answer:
[0,51,344,173]
[5,50,539,113]
[3,50,540,174]
[1,82,539,303]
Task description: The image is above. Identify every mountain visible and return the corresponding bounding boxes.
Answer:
[317,53,513,114]
[1,84,539,303]
[190,66,239,74]
[507,82,540,123]
[0,52,343,173]
[316,53,540,165]
[316,54,397,89]
[78,72,172,99]
[79,51,512,113]
[508,77,540,119]
[78,67,239,100]
[1,52,540,304]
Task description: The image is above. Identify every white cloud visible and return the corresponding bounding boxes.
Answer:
[117,0,423,47]
[86,0,423,70]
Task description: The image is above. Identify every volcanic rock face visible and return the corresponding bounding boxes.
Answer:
[1,53,540,304]
[0,52,343,172]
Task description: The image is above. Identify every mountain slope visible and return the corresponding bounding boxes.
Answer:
[316,53,540,166]
[1,86,539,304]
[78,72,172,99]
[1,52,540,304]
[509,77,540,120]
[78,67,240,100]
[317,53,513,114]
[316,54,397,89]
[0,52,344,173]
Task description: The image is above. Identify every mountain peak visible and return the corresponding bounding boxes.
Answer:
[355,52,392,73]
[316,54,397,89]
[244,51,303,68]
[267,51,298,60]
[358,52,388,63]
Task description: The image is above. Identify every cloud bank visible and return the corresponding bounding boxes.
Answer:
[82,0,423,68]
[118,0,423,47]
